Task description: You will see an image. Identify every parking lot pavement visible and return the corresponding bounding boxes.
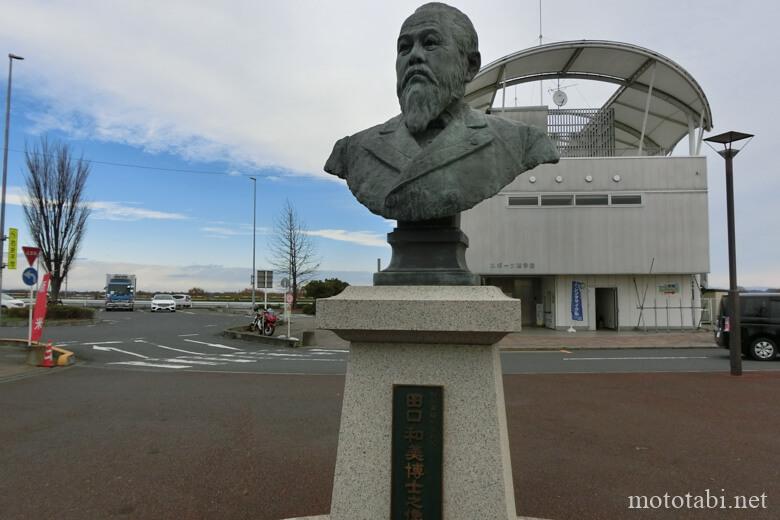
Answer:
[0,344,48,382]
[1,367,777,519]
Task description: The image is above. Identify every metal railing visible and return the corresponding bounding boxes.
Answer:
[548,108,615,158]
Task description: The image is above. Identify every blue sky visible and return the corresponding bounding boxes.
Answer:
[1,0,779,291]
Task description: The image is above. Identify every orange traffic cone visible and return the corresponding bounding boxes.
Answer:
[38,341,55,368]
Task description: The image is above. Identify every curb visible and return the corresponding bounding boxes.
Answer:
[1,339,76,366]
[499,344,717,351]
[222,326,300,348]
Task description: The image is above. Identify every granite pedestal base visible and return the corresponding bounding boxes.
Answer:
[310,286,523,520]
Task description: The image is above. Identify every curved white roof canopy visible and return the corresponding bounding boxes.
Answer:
[464,40,713,156]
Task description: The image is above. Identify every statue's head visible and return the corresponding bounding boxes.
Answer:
[396,3,481,134]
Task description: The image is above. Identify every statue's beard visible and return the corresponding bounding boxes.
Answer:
[398,65,465,135]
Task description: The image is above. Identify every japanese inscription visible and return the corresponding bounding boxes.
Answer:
[488,261,535,270]
[391,385,443,520]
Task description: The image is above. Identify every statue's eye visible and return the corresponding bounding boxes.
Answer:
[423,35,440,50]
[398,39,411,55]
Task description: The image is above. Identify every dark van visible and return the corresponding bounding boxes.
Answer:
[715,293,780,361]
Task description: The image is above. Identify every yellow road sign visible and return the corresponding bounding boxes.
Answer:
[7,228,17,270]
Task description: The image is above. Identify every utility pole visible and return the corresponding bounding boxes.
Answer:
[0,53,24,323]
[250,176,257,311]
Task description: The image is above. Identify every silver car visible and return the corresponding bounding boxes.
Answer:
[0,292,26,309]
[151,294,176,312]
[172,294,192,308]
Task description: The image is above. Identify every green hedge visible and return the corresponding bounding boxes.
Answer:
[4,305,94,320]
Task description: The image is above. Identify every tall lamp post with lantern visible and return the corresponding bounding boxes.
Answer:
[704,130,754,376]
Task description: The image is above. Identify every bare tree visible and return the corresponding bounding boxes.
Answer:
[23,137,91,302]
[268,199,319,308]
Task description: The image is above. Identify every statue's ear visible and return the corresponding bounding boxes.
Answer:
[465,51,481,82]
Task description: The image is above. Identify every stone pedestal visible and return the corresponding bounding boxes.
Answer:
[373,216,480,286]
[315,286,522,520]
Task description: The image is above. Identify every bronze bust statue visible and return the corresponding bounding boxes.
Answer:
[324,2,559,285]
[325,2,559,222]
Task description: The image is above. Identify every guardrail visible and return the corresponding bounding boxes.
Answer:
[56,299,261,311]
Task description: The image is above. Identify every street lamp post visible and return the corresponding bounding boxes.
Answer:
[704,130,754,376]
[0,53,24,323]
[250,176,257,311]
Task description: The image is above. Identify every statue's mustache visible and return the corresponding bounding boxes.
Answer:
[401,66,438,90]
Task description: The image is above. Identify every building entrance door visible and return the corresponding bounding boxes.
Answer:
[512,278,540,326]
[595,287,618,330]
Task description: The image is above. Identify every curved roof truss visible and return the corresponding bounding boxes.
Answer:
[464,40,713,155]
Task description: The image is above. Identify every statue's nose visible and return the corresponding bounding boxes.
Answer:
[408,42,425,64]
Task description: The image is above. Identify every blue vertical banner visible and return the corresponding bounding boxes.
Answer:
[571,281,584,321]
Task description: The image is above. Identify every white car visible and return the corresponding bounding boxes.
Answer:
[172,294,192,308]
[150,294,176,312]
[1,292,26,309]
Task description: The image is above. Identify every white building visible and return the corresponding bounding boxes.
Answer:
[461,41,713,330]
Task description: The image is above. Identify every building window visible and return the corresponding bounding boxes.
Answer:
[507,192,644,209]
[508,195,538,206]
[611,194,642,205]
[541,194,574,206]
[575,194,609,206]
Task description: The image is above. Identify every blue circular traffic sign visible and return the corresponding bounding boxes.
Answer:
[22,267,38,286]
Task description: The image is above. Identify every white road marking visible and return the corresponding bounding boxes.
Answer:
[162,358,222,366]
[183,339,240,350]
[178,356,255,364]
[133,339,205,356]
[178,333,200,337]
[205,325,217,327]
[219,352,342,362]
[563,356,711,361]
[307,348,349,353]
[108,361,190,369]
[92,345,148,359]
[87,341,124,345]
[248,356,342,362]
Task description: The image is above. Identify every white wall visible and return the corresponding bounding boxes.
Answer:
[462,156,709,275]
[555,274,703,330]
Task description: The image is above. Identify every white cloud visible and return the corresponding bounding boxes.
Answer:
[0,1,405,176]
[5,185,187,222]
[306,229,389,248]
[90,201,187,221]
[5,186,26,206]
[200,226,248,238]
[200,224,271,238]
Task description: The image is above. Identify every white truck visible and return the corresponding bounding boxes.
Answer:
[105,274,136,311]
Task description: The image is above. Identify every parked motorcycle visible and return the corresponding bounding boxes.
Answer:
[250,308,278,336]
